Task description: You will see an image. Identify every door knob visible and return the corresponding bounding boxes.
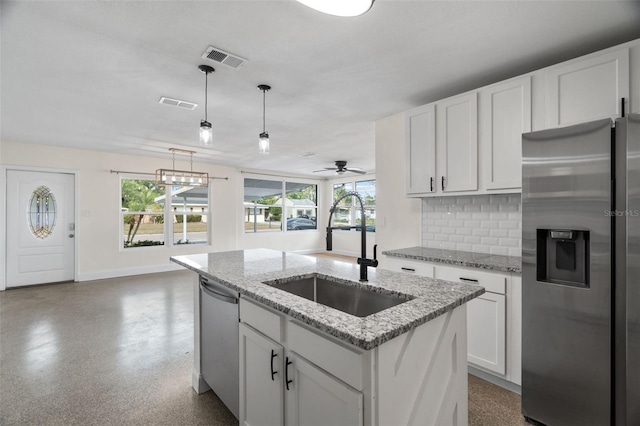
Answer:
[69,234,75,238]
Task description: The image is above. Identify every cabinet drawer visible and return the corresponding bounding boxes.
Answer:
[434,265,506,295]
[288,321,364,391]
[382,257,434,277]
[240,298,283,342]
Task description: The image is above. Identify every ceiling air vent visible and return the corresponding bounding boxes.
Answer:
[201,46,247,69]
[159,97,197,110]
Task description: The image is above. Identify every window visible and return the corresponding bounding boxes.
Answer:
[332,179,375,232]
[120,178,210,249]
[170,186,209,245]
[121,179,165,248]
[244,178,318,233]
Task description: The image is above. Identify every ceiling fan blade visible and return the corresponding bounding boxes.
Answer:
[312,168,333,173]
[345,168,366,174]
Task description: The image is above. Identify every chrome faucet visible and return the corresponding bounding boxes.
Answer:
[326,191,378,282]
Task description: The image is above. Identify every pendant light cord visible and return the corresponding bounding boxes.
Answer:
[204,73,208,122]
[262,89,266,133]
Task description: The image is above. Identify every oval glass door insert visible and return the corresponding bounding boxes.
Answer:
[28,186,57,239]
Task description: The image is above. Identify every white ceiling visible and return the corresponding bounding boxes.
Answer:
[2,1,640,177]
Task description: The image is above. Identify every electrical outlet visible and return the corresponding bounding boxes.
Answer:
[81,210,91,217]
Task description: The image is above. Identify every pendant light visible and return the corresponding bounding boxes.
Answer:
[258,84,271,155]
[295,0,374,17]
[198,65,215,147]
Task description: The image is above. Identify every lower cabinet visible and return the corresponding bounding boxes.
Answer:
[239,302,364,426]
[239,296,469,426]
[382,255,521,385]
[434,265,507,376]
[285,353,363,426]
[239,323,284,426]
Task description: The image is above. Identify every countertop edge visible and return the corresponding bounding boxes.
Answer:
[382,249,522,274]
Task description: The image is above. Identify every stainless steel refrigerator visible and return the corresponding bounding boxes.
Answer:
[521,114,639,426]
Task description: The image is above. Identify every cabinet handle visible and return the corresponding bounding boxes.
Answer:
[270,350,278,381]
[285,357,293,390]
[430,177,434,192]
[401,267,416,272]
[460,277,479,283]
[441,176,446,191]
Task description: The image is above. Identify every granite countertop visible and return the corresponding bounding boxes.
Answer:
[382,246,522,273]
[171,249,483,351]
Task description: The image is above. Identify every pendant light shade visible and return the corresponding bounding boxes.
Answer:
[198,65,215,147]
[296,0,374,17]
[258,85,271,155]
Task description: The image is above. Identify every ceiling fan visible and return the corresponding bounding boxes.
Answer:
[313,160,366,175]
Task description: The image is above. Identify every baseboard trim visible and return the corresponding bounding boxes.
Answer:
[192,371,211,394]
[77,263,183,282]
[468,365,521,395]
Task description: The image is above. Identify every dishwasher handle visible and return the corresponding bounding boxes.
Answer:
[200,279,239,304]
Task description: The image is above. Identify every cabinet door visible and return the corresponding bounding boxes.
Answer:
[437,92,478,193]
[285,352,363,426]
[239,323,284,426]
[405,104,436,195]
[481,76,531,190]
[467,292,506,375]
[546,48,629,128]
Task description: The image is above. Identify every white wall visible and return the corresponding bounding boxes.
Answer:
[0,140,328,285]
[374,113,421,252]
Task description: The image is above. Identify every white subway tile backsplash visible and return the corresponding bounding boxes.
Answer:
[422,194,522,255]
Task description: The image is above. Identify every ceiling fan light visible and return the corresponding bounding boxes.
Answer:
[200,120,213,147]
[336,169,346,175]
[296,0,374,17]
[259,132,270,155]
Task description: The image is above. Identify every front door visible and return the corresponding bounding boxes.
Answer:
[6,170,75,287]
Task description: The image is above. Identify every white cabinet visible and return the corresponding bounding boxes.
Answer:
[285,353,363,426]
[380,256,434,277]
[480,76,532,190]
[546,48,629,128]
[405,92,478,196]
[437,92,479,193]
[239,323,284,426]
[239,295,469,426]
[405,104,436,195]
[434,265,507,376]
[239,299,364,426]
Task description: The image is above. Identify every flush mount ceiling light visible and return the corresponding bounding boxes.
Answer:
[198,65,215,147]
[258,84,271,155]
[295,0,374,17]
[156,148,209,187]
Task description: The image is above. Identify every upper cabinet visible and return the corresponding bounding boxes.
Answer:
[545,48,629,128]
[438,92,479,193]
[404,41,637,197]
[480,76,532,191]
[405,104,436,195]
[405,93,478,197]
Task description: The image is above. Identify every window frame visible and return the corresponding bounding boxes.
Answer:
[243,175,320,234]
[119,175,211,251]
[331,177,376,233]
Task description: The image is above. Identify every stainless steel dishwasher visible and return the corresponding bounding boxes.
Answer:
[199,275,239,420]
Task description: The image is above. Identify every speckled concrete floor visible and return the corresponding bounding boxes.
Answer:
[0,271,237,425]
[1,270,524,426]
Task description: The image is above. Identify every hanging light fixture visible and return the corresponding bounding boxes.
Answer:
[257,84,271,155]
[198,65,215,147]
[156,148,209,187]
[295,0,374,17]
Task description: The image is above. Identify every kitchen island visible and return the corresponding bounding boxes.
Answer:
[171,249,484,426]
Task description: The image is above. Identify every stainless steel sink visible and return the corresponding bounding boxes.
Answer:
[264,275,412,317]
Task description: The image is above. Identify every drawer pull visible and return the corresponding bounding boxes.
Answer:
[460,277,479,283]
[401,267,416,272]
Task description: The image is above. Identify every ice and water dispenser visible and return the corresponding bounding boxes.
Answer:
[536,229,590,288]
